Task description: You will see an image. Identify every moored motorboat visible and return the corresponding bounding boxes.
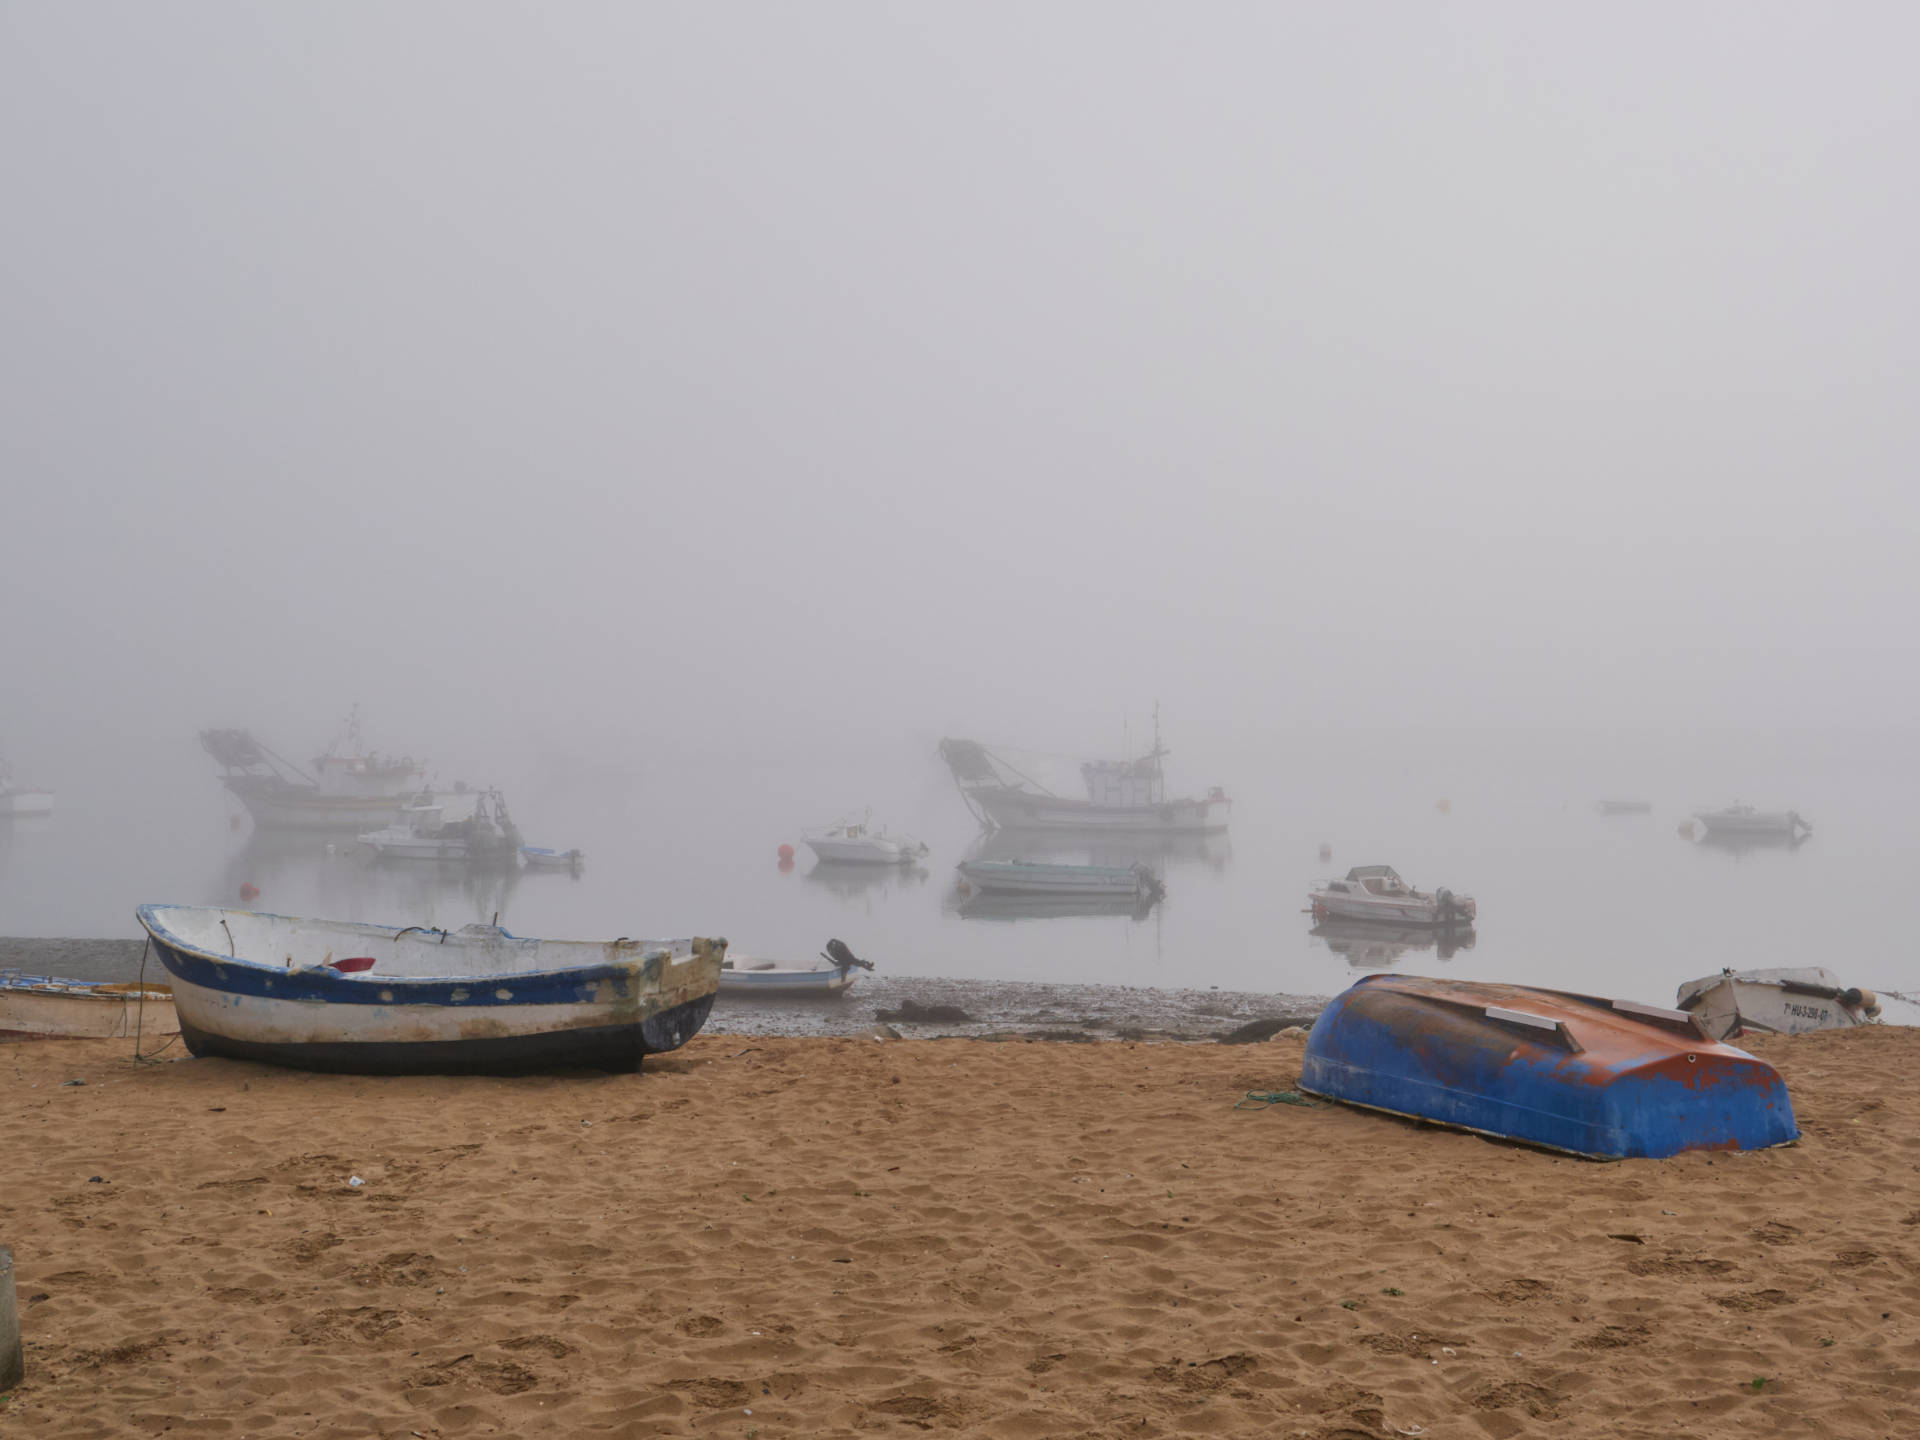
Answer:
[1692,803,1811,839]
[359,789,520,864]
[1596,800,1653,815]
[1675,967,1900,1041]
[1301,973,1799,1159]
[956,858,1162,899]
[520,845,586,871]
[1309,865,1475,927]
[802,818,929,865]
[135,904,722,1074]
[719,939,873,998]
[0,971,178,1039]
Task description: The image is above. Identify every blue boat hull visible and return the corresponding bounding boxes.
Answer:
[1301,976,1799,1160]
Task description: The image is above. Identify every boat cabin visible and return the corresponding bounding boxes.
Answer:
[1080,754,1166,808]
[1321,865,1410,897]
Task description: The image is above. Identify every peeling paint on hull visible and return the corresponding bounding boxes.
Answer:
[136,904,722,1076]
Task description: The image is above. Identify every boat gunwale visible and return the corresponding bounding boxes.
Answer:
[135,904,719,1007]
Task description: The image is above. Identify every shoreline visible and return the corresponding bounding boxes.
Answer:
[0,937,1328,1042]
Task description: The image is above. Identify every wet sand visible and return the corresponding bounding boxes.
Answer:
[2,1024,1917,1438]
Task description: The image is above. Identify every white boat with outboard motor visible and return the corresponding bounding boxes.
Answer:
[0,754,53,818]
[802,817,929,865]
[1309,865,1476,927]
[1675,966,1920,1041]
[134,903,723,1073]
[719,938,873,998]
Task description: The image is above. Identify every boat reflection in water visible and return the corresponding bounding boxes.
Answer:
[800,859,931,901]
[1687,828,1812,860]
[951,888,1159,923]
[218,829,522,933]
[1310,916,1476,969]
[967,825,1231,874]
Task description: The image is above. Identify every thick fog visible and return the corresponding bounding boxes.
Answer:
[4,3,1917,793]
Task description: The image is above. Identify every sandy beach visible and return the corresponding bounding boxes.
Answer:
[1,1024,1916,1439]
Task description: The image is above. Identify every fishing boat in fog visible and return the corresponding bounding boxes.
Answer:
[1692,803,1811,840]
[802,817,929,865]
[1309,865,1475,927]
[201,708,424,830]
[520,845,585,871]
[134,903,723,1073]
[1301,974,1800,1159]
[1674,966,1918,1041]
[719,939,872,998]
[0,971,177,1039]
[1596,800,1652,815]
[957,857,1163,900]
[939,713,1229,834]
[359,789,520,864]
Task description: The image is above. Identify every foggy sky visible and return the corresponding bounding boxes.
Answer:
[4,3,1917,787]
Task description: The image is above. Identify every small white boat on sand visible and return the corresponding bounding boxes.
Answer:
[0,971,178,1039]
[520,846,585,871]
[720,939,873,998]
[803,818,929,866]
[1309,865,1475,927]
[1675,967,1916,1041]
[1692,804,1811,840]
[957,858,1163,899]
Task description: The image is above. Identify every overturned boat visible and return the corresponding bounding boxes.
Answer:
[0,971,178,1039]
[135,904,722,1074]
[1301,974,1799,1159]
[1675,967,1908,1041]
[1310,865,1475,927]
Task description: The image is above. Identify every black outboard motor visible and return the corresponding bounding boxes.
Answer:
[822,938,875,972]
[1435,889,1459,926]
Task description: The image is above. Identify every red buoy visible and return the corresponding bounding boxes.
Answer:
[777,843,795,863]
[239,882,260,902]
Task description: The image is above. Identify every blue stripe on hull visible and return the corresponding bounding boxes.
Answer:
[176,993,715,1075]
[149,935,656,1008]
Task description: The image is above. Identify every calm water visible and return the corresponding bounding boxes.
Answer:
[3,727,1915,1010]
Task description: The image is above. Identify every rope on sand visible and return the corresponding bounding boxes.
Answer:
[1234,1090,1323,1110]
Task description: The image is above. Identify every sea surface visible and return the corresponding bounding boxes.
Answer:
[2,726,1915,1011]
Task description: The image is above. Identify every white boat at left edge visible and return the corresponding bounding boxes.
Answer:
[0,971,178,1038]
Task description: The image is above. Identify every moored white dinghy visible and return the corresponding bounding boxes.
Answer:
[135,904,723,1074]
[1692,804,1811,839]
[719,938,874,998]
[1675,966,1908,1041]
[0,971,178,1039]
